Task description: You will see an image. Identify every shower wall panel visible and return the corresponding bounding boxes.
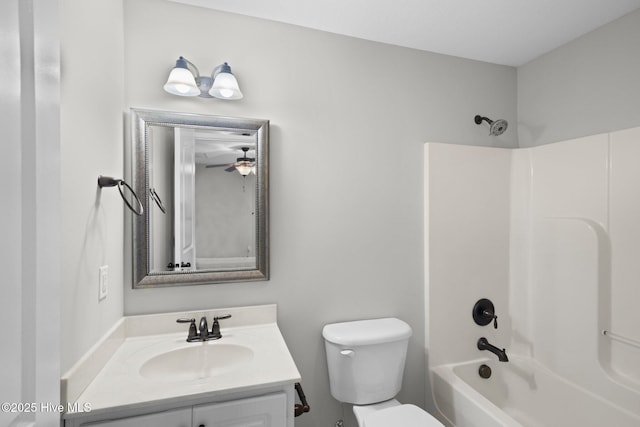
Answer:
[522,134,609,378]
[425,143,511,367]
[426,127,640,410]
[609,126,640,386]
[514,130,639,412]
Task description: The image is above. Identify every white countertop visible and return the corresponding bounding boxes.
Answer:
[62,305,300,420]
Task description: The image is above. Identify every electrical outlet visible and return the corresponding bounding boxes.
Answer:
[98,265,108,301]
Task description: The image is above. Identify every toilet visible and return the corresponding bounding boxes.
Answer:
[323,318,444,427]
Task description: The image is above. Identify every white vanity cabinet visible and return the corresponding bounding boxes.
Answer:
[71,392,288,427]
[61,306,301,427]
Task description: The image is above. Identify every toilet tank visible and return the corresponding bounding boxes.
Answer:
[322,318,412,405]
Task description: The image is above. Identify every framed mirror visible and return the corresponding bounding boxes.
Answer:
[130,108,269,288]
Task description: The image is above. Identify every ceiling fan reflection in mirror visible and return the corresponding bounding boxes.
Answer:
[206,146,256,176]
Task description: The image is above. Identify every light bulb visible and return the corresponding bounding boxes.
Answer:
[209,71,243,100]
[164,65,199,96]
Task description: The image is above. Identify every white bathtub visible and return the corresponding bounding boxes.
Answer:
[431,357,640,427]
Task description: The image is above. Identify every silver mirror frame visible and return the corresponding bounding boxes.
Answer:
[130,108,269,288]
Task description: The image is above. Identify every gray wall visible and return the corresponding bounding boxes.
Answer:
[518,9,640,147]
[60,0,124,372]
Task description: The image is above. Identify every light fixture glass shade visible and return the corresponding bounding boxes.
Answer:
[235,161,253,176]
[209,63,243,99]
[163,60,199,96]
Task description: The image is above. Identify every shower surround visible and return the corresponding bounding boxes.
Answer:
[425,126,640,426]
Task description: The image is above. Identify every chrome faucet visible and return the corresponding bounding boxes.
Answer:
[477,337,509,362]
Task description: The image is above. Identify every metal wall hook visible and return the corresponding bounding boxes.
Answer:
[97,175,144,216]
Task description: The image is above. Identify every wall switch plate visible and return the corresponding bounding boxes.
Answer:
[98,265,108,301]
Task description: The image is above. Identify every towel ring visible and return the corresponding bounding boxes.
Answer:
[149,187,166,214]
[97,175,144,216]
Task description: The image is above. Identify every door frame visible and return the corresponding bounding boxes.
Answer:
[0,0,61,426]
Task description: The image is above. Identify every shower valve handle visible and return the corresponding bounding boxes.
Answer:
[483,310,498,329]
[473,298,499,329]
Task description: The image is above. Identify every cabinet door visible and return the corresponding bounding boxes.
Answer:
[193,393,287,427]
[82,407,191,427]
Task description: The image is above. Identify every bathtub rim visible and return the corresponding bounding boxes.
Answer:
[430,355,640,427]
[430,357,522,427]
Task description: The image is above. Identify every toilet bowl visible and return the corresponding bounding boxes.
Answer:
[353,399,443,427]
[323,318,444,427]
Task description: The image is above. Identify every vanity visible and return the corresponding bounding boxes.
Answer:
[61,305,301,427]
[64,111,296,426]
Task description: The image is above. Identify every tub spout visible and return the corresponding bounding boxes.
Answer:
[477,337,509,362]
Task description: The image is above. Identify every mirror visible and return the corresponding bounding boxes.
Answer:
[130,108,269,287]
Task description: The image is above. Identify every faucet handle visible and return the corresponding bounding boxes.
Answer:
[176,318,197,341]
[483,310,498,329]
[210,314,232,339]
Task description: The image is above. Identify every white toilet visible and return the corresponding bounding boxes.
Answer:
[323,317,444,427]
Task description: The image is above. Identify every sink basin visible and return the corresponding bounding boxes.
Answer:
[139,343,254,381]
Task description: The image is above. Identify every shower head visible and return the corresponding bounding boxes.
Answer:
[474,115,508,136]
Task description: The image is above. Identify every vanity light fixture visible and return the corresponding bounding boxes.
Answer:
[163,56,243,100]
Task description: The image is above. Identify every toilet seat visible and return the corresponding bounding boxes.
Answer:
[363,404,444,427]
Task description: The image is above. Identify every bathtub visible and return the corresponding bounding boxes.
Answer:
[431,357,640,427]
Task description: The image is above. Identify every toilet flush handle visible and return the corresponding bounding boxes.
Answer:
[340,349,355,357]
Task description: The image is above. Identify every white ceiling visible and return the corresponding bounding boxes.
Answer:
[171,0,640,66]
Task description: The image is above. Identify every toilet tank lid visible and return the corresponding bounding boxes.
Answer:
[322,318,412,346]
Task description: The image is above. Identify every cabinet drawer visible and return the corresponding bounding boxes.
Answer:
[193,393,287,427]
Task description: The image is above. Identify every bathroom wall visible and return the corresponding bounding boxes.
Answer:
[517,9,640,147]
[60,0,125,371]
